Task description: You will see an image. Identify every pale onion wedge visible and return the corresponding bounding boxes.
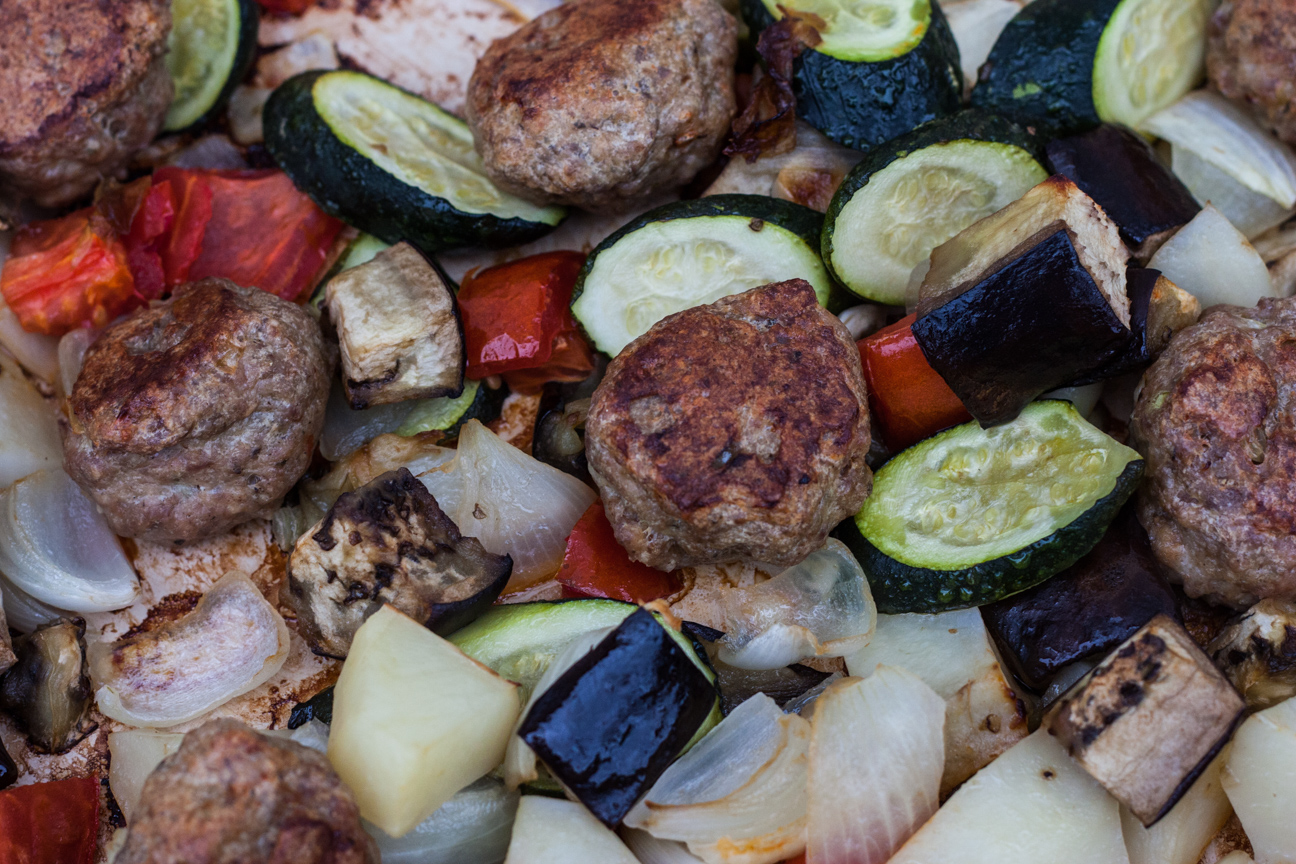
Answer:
[504,796,638,864]
[1222,696,1296,864]
[0,350,61,489]
[0,469,139,613]
[329,605,521,838]
[621,829,708,864]
[0,571,69,633]
[717,540,876,671]
[368,777,519,864]
[89,572,290,727]
[107,730,185,823]
[807,668,946,864]
[625,694,810,864]
[1148,205,1276,309]
[888,730,1129,864]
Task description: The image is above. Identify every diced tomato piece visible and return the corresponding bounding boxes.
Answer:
[859,314,971,452]
[459,251,592,381]
[124,179,178,301]
[0,777,99,864]
[255,0,316,12]
[0,208,136,335]
[557,501,682,604]
[185,170,344,301]
[153,168,213,288]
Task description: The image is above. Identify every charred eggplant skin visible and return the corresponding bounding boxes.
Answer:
[1046,125,1200,254]
[981,504,1179,692]
[518,609,716,827]
[287,686,335,729]
[913,229,1133,426]
[0,619,96,754]
[0,738,15,790]
[1064,265,1158,387]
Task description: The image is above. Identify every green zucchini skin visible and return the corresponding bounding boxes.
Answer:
[570,194,827,307]
[822,109,1044,280]
[168,0,259,132]
[742,0,963,152]
[263,71,564,253]
[837,459,1143,614]
[971,0,1122,136]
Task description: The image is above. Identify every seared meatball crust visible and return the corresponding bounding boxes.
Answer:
[0,0,172,207]
[1131,298,1296,607]
[63,279,332,544]
[1208,0,1296,146]
[466,0,738,213]
[116,720,378,864]
[586,279,872,570]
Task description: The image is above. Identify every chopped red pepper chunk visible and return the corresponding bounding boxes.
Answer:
[153,168,213,288]
[0,208,136,336]
[557,501,682,604]
[0,777,100,864]
[859,314,971,453]
[124,179,178,302]
[459,251,596,389]
[255,0,317,12]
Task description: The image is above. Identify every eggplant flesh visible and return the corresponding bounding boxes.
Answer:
[518,608,716,827]
[1046,124,1200,259]
[982,504,1179,693]
[0,619,96,754]
[1207,599,1296,710]
[914,227,1134,425]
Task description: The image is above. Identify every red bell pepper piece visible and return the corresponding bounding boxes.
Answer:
[124,179,178,301]
[557,501,682,604]
[153,168,213,288]
[255,0,316,13]
[458,251,596,389]
[0,208,136,335]
[859,314,971,452]
[0,777,99,864]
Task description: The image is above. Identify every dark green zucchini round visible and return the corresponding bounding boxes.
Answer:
[163,0,259,132]
[263,70,566,253]
[742,0,962,151]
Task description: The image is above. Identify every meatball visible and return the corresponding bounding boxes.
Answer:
[116,719,378,864]
[1130,298,1296,607]
[586,279,872,570]
[0,0,173,207]
[466,0,738,213]
[62,279,332,544]
[1207,0,1296,146]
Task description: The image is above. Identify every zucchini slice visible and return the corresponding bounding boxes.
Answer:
[570,195,836,357]
[822,111,1047,304]
[264,70,566,253]
[164,0,258,132]
[971,0,1215,135]
[742,0,962,151]
[840,401,1144,613]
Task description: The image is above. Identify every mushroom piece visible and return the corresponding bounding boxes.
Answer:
[1048,614,1245,827]
[285,468,512,658]
[0,618,95,753]
[1208,599,1296,711]
[88,572,290,727]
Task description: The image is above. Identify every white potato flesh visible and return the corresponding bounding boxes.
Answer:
[1223,697,1296,864]
[888,730,1130,864]
[1148,205,1276,310]
[1122,752,1233,864]
[328,604,520,838]
[107,730,185,823]
[504,796,638,864]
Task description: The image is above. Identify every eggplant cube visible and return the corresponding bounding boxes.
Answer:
[1208,599,1296,710]
[518,608,717,827]
[1048,614,1245,827]
[326,241,466,409]
[914,175,1132,426]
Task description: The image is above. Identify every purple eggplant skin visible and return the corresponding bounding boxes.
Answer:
[518,608,716,827]
[1046,125,1200,258]
[981,504,1179,693]
[1065,266,1159,386]
[912,228,1135,426]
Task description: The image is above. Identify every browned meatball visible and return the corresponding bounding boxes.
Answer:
[116,719,378,864]
[1208,0,1296,146]
[466,0,738,213]
[0,0,173,207]
[586,279,872,570]
[1131,298,1296,607]
[62,279,332,544]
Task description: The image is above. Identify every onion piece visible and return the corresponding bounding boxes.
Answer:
[1142,91,1296,208]
[1147,204,1277,309]
[806,667,946,864]
[625,694,810,864]
[89,572,290,727]
[0,469,139,612]
[107,729,185,823]
[368,776,519,864]
[0,572,68,633]
[1172,146,1296,238]
[319,381,417,461]
[417,420,596,588]
[717,540,876,671]
[621,829,708,864]
[0,350,61,490]
[56,327,98,398]
[943,0,1023,94]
